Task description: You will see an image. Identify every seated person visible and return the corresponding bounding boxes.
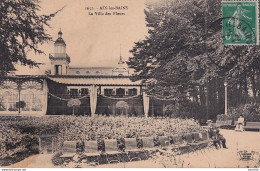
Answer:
[235,115,245,132]
[207,120,227,149]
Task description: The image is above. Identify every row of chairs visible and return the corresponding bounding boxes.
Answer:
[60,131,209,165]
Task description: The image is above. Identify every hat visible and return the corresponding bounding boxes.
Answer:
[206,120,213,123]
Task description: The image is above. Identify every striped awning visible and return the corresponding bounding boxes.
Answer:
[47,76,143,86]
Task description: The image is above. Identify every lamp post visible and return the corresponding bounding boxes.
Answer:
[224,81,228,115]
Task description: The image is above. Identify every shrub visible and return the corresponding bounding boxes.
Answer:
[51,152,64,166]
[217,103,260,122]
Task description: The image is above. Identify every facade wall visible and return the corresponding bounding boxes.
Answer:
[0,78,48,115]
[67,67,114,76]
[46,80,145,116]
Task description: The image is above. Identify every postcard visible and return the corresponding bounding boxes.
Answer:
[0,0,260,169]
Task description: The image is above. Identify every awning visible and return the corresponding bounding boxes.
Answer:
[47,76,142,86]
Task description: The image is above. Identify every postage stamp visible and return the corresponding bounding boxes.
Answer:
[222,0,259,45]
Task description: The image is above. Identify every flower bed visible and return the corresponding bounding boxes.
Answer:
[0,115,201,165]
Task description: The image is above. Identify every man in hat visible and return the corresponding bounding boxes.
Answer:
[207,120,227,149]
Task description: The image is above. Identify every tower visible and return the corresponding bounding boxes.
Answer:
[112,55,129,76]
[49,30,70,75]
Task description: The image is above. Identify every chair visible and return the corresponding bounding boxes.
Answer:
[158,136,170,148]
[189,132,206,151]
[60,141,77,158]
[84,140,100,165]
[192,132,201,142]
[141,137,155,159]
[104,139,120,164]
[185,133,193,144]
[171,135,183,145]
[200,131,208,141]
[124,138,141,161]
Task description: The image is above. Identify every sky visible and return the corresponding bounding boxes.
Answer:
[15,0,148,75]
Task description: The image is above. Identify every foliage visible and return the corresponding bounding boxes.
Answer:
[128,0,260,120]
[217,103,260,122]
[0,116,201,152]
[0,124,38,166]
[0,0,63,76]
[51,152,64,166]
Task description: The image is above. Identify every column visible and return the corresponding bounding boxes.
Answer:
[224,81,228,115]
[90,84,97,117]
[143,92,149,118]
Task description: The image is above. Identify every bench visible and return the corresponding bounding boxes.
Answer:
[215,120,234,129]
[141,137,155,159]
[124,138,141,161]
[60,141,77,158]
[83,140,100,164]
[244,122,260,131]
[104,139,120,164]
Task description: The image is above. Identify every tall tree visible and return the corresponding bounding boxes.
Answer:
[0,0,63,76]
[128,0,260,118]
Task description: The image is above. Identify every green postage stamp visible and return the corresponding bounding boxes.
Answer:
[222,0,259,45]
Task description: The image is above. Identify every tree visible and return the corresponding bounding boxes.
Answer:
[0,0,63,76]
[128,0,260,119]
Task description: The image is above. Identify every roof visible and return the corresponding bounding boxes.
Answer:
[54,37,66,45]
[47,76,143,86]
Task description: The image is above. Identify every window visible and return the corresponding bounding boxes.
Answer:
[96,71,100,74]
[70,89,78,98]
[76,71,80,74]
[104,89,113,96]
[116,88,125,97]
[128,88,137,96]
[55,65,62,75]
[86,71,90,74]
[81,88,88,96]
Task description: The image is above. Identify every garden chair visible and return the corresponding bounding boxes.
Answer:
[200,131,208,141]
[141,137,155,159]
[83,140,100,165]
[192,132,201,142]
[60,141,77,158]
[124,138,142,161]
[187,132,205,153]
[104,139,120,164]
[158,136,170,149]
[171,135,188,153]
[185,133,193,144]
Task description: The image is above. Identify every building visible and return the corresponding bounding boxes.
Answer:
[0,31,170,117]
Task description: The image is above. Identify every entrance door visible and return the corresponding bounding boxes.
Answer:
[115,101,129,115]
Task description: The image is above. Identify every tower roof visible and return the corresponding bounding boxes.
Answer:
[118,55,124,64]
[55,30,66,46]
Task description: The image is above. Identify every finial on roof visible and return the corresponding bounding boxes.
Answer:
[58,28,62,38]
[118,44,124,64]
[55,28,66,45]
